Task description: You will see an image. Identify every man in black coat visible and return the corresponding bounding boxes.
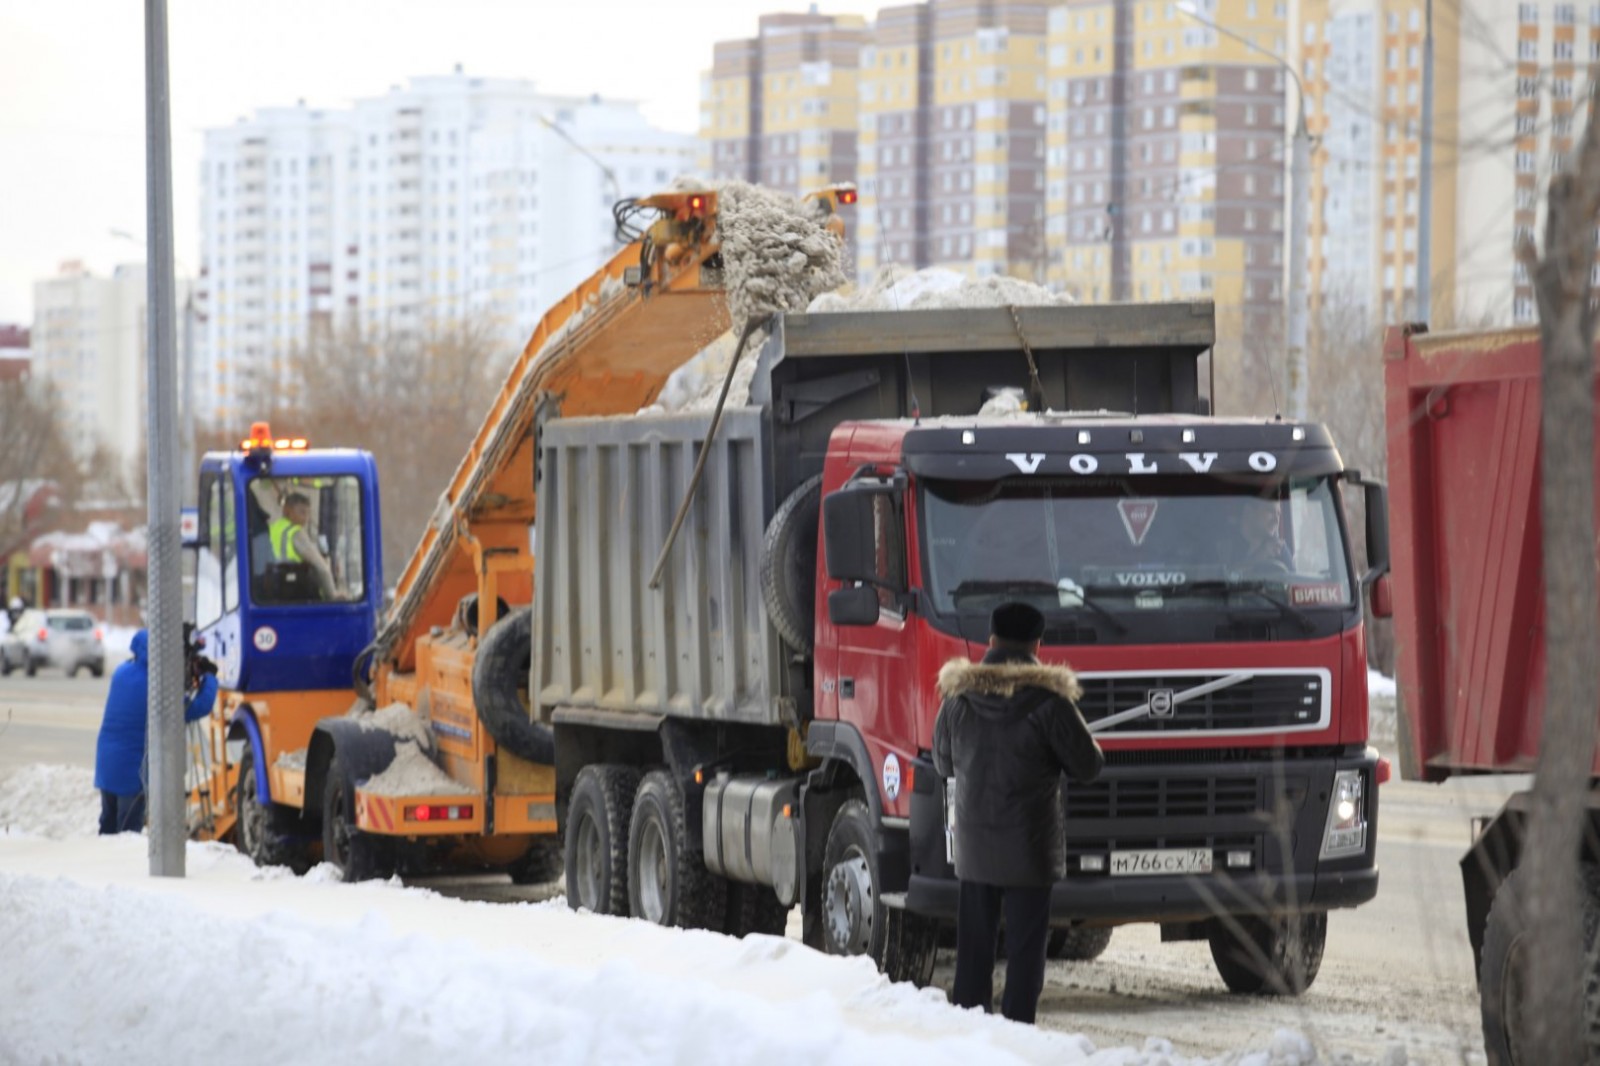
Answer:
[933,601,1104,1023]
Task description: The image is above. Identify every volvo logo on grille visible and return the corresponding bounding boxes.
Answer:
[1147,689,1176,718]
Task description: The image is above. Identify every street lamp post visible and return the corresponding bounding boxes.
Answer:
[1177,1,1311,421]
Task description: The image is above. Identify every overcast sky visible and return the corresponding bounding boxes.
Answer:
[0,0,882,326]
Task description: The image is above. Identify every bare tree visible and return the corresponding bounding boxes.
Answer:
[0,376,80,550]
[201,318,514,588]
[1513,80,1600,1065]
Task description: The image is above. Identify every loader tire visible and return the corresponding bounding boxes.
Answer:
[760,475,822,656]
[235,746,306,874]
[1208,912,1326,995]
[565,764,639,917]
[321,754,395,882]
[628,769,726,930]
[509,837,565,886]
[1479,863,1600,1065]
[470,607,554,764]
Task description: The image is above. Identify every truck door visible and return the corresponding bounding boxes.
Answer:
[825,481,920,818]
[194,467,244,690]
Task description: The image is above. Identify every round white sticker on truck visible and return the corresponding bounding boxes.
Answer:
[253,626,278,652]
[882,753,902,801]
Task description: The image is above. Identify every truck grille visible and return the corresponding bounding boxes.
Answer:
[1076,671,1326,735]
[1064,775,1259,820]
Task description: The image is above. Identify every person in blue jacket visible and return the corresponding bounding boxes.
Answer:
[94,629,219,835]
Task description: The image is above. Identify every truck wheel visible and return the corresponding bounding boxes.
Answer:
[1049,924,1114,961]
[1208,912,1326,995]
[1480,864,1600,1065]
[565,764,638,916]
[235,747,305,873]
[471,607,554,764]
[628,769,726,929]
[760,475,822,656]
[509,837,564,885]
[724,880,791,938]
[321,755,394,882]
[821,798,938,986]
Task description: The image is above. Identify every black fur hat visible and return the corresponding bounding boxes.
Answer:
[991,601,1046,644]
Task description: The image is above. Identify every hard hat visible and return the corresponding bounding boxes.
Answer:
[7,597,20,610]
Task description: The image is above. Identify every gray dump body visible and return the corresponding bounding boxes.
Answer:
[532,407,785,726]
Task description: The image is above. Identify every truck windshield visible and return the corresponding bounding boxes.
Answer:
[920,475,1354,623]
[245,476,366,605]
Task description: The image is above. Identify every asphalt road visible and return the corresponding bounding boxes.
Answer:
[0,676,1513,1061]
[0,671,108,775]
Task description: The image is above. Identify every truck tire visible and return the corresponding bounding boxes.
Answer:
[627,769,726,930]
[509,837,564,886]
[321,754,395,882]
[235,747,306,873]
[1479,864,1600,1065]
[1208,912,1326,995]
[565,764,638,916]
[724,880,791,939]
[470,607,554,765]
[821,797,939,986]
[1049,924,1114,961]
[760,475,822,656]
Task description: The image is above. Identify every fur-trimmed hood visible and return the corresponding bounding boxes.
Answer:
[937,657,1082,703]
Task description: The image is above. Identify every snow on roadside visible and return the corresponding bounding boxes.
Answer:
[0,764,1359,1065]
[0,764,99,839]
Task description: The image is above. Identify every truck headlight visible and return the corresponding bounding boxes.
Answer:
[1319,768,1367,860]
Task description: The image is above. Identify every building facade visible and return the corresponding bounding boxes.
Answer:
[30,262,191,465]
[198,70,695,428]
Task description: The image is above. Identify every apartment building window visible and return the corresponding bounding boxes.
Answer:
[1245,70,1259,91]
[1556,40,1575,60]
[1557,3,1576,23]
[1245,209,1257,230]
[1518,3,1538,20]
[1387,48,1398,69]
[1517,151,1538,172]
[1246,105,1257,125]
[1517,76,1538,97]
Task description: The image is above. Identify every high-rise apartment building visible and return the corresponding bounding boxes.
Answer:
[30,262,191,466]
[857,4,934,274]
[198,70,694,427]
[1048,0,1289,342]
[1301,0,1600,330]
[703,12,866,189]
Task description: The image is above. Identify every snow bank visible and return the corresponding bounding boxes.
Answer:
[1367,669,1397,700]
[0,832,1328,1066]
[0,763,1350,1066]
[0,764,99,839]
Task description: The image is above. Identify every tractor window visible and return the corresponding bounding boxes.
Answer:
[247,476,365,605]
[195,473,237,628]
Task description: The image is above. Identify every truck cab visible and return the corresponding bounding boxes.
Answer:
[188,424,384,850]
[816,414,1385,970]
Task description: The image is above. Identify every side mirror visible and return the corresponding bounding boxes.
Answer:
[1370,573,1393,619]
[828,585,880,627]
[823,484,883,584]
[1361,480,1391,586]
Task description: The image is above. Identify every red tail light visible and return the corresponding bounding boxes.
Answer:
[37,628,48,642]
[94,628,104,641]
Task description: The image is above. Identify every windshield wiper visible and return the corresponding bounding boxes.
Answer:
[949,579,1128,635]
[1167,580,1316,634]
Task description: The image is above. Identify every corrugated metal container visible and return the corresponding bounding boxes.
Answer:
[532,408,784,726]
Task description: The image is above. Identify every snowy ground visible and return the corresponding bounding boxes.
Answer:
[0,764,1385,1066]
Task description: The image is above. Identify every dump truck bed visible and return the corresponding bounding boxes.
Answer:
[1384,324,1600,780]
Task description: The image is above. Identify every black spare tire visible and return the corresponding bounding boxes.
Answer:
[470,607,554,764]
[761,475,823,656]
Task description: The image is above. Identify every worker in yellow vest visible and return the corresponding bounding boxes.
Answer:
[267,491,336,598]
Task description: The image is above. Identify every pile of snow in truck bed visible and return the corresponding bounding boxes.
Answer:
[0,763,1350,1066]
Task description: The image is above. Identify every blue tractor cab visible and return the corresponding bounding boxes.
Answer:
[191,424,383,694]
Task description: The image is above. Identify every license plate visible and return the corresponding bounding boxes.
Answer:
[1109,848,1213,877]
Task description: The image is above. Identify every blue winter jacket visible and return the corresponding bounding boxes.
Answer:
[94,630,219,796]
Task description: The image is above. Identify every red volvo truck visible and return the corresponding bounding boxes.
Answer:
[538,304,1389,992]
[1384,323,1599,1062]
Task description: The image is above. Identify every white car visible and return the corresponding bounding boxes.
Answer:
[2,609,106,678]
